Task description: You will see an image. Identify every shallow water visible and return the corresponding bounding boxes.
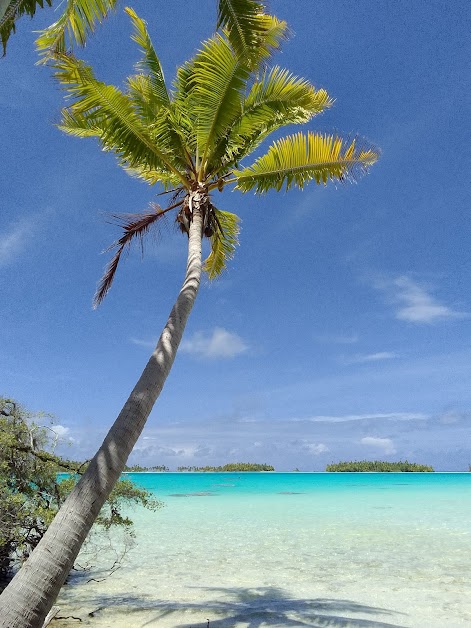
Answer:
[55,473,471,627]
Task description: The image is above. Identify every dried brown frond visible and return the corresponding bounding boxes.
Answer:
[94,200,182,308]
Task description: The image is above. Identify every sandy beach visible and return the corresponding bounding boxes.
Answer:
[52,474,471,627]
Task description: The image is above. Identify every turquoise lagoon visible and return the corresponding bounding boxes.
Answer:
[56,473,471,627]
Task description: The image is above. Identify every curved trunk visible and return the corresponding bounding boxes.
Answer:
[0,203,204,628]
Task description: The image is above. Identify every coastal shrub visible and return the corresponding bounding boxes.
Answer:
[326,460,434,472]
[0,397,162,584]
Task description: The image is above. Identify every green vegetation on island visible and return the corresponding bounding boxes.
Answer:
[123,464,169,472]
[122,463,275,472]
[176,463,275,472]
[326,460,434,472]
[0,398,162,585]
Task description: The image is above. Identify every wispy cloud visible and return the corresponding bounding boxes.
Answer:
[304,412,428,423]
[131,328,249,358]
[0,219,36,267]
[130,337,157,349]
[376,275,467,323]
[51,424,70,438]
[315,334,359,345]
[341,351,399,365]
[360,436,397,455]
[181,327,248,359]
[291,439,329,455]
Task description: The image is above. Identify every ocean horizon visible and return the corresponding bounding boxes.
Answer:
[55,472,471,627]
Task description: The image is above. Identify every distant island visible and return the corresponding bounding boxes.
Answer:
[326,460,434,472]
[123,463,275,472]
[124,465,170,472]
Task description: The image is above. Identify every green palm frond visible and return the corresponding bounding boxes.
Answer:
[0,0,52,55]
[189,32,251,173]
[60,88,191,182]
[127,74,161,124]
[124,7,170,109]
[208,66,333,172]
[204,208,240,279]
[217,0,265,58]
[217,0,287,65]
[53,53,189,187]
[234,132,380,193]
[150,106,196,173]
[172,56,195,104]
[58,107,106,137]
[241,67,333,132]
[244,13,288,67]
[126,78,194,170]
[172,14,287,140]
[36,0,118,60]
[123,165,183,190]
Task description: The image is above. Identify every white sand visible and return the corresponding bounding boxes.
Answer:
[53,492,471,627]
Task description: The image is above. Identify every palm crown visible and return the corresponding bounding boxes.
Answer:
[53,3,379,307]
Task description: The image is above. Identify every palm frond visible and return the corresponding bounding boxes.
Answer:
[190,32,251,172]
[217,0,265,57]
[53,53,189,187]
[126,74,160,124]
[208,66,333,173]
[151,106,196,173]
[36,0,118,60]
[1,0,52,55]
[217,0,287,65]
[172,56,194,103]
[124,7,170,108]
[125,76,194,172]
[204,208,240,279]
[234,132,380,193]
[244,13,289,67]
[123,165,184,190]
[241,67,333,132]
[58,107,106,138]
[94,202,181,307]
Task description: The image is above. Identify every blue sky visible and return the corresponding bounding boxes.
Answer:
[1,0,470,470]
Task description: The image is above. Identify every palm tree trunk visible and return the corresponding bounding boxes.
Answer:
[0,201,204,628]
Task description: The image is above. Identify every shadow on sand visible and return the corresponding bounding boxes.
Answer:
[56,584,408,627]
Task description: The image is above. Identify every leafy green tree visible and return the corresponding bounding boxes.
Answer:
[0,4,378,625]
[0,398,161,586]
[326,460,434,472]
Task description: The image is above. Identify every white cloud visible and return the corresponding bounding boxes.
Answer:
[130,337,157,349]
[360,436,396,455]
[290,439,329,455]
[306,442,329,455]
[0,219,35,267]
[342,351,399,365]
[304,412,427,423]
[181,327,248,359]
[378,275,466,323]
[315,334,359,345]
[52,424,70,438]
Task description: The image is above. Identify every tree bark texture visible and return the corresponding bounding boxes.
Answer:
[0,199,204,627]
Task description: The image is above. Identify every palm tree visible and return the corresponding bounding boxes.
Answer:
[0,3,379,626]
